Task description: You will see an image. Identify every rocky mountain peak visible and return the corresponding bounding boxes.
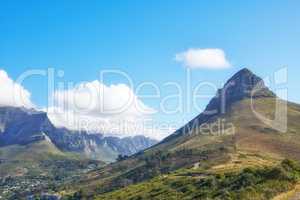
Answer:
[161,68,276,142]
[223,68,271,98]
[204,68,275,114]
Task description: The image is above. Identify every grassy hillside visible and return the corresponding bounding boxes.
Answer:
[58,97,300,199]
[0,140,103,199]
[28,69,300,199]
[96,159,300,200]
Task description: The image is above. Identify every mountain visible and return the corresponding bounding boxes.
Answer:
[0,107,157,162]
[160,68,275,144]
[62,68,300,200]
[0,106,157,199]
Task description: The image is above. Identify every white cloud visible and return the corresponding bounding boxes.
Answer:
[0,70,34,108]
[175,48,231,69]
[0,70,172,140]
[46,81,166,140]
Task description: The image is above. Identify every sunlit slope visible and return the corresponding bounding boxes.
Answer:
[0,139,103,177]
[231,98,300,160]
[143,97,300,164]
[94,97,300,200]
[61,69,300,199]
[96,159,300,200]
[0,140,64,176]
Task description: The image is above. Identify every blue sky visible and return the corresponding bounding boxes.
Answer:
[0,0,299,139]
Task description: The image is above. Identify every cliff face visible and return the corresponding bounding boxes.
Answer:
[205,68,275,114]
[0,106,157,162]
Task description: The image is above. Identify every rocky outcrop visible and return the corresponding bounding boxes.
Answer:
[205,68,275,114]
[161,68,276,142]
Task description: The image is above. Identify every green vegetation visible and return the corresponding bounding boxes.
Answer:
[65,140,232,197]
[56,97,300,200]
[95,159,300,200]
[3,70,300,200]
[0,141,103,199]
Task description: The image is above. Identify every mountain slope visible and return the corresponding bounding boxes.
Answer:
[97,159,300,200]
[62,68,300,199]
[0,106,156,198]
[0,106,157,162]
[0,139,104,199]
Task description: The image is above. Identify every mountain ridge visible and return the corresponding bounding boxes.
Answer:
[158,68,276,144]
[60,68,300,199]
[0,106,157,162]
[3,68,300,199]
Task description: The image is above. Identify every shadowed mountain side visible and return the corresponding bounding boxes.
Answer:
[0,106,157,163]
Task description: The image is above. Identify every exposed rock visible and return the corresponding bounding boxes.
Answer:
[162,68,276,142]
[0,106,157,162]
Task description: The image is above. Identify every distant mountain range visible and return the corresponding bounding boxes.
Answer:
[0,104,157,199]
[0,106,157,162]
